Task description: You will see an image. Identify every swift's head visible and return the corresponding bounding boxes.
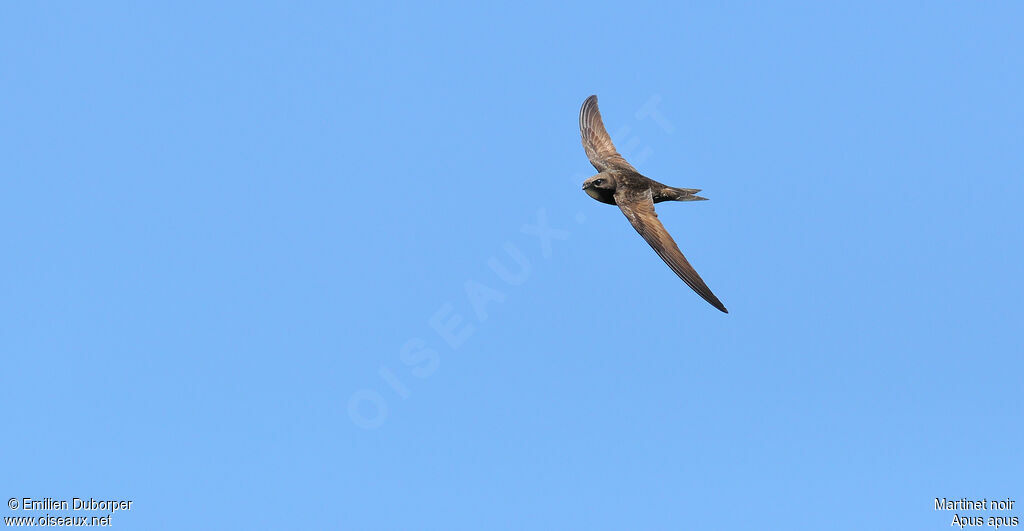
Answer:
[582,174,617,204]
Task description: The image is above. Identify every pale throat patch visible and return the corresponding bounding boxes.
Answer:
[585,187,604,201]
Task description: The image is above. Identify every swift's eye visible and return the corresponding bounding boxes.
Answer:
[594,179,603,185]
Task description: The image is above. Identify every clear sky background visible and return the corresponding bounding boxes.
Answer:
[2,2,1022,530]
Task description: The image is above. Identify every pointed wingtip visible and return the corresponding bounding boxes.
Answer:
[709,296,728,313]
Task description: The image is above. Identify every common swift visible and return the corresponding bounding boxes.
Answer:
[579,95,728,313]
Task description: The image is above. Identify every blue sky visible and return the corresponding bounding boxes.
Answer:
[2,2,1022,529]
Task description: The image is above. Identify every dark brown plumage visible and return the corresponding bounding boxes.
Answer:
[579,95,728,313]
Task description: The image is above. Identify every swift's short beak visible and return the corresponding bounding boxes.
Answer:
[581,183,590,190]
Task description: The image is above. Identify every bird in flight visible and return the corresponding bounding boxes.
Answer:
[579,95,728,313]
